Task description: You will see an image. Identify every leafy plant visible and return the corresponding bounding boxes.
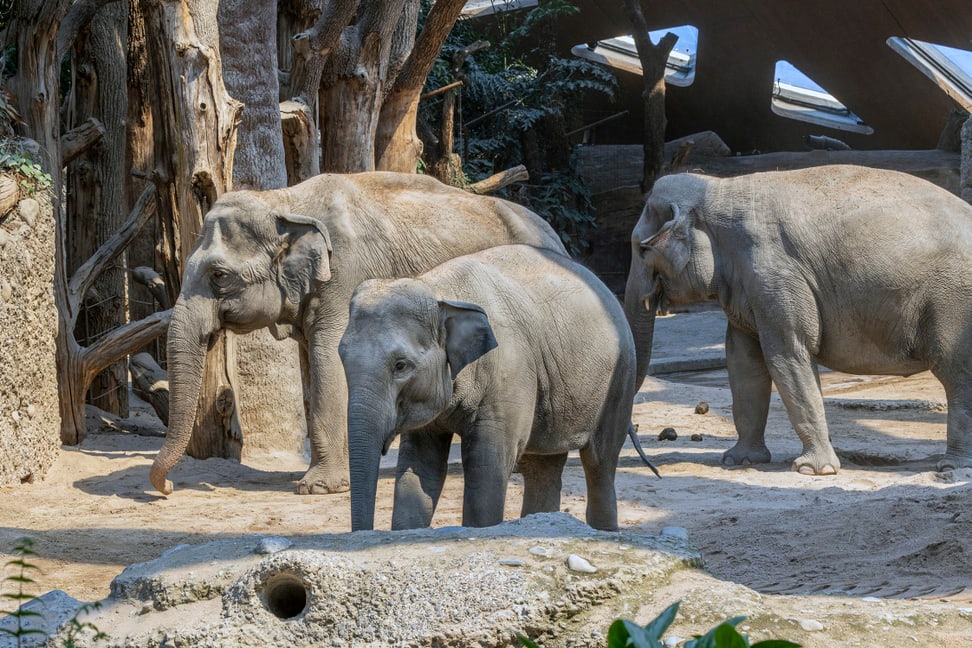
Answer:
[0,140,53,198]
[0,537,47,647]
[0,537,107,648]
[516,600,801,648]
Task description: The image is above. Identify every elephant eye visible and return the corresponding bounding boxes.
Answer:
[392,358,411,374]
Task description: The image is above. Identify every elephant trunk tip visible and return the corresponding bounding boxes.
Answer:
[150,464,174,496]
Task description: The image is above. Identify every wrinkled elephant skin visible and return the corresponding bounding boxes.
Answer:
[339,245,637,532]
[152,172,566,497]
[626,165,972,475]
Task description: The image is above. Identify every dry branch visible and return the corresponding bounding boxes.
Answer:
[131,352,169,425]
[82,308,172,385]
[466,165,529,194]
[61,117,105,165]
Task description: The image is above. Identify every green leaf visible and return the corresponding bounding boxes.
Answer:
[751,641,801,648]
[643,601,680,640]
[515,631,542,647]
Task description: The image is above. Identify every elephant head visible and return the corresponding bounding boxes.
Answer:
[150,193,332,495]
[338,278,497,531]
[624,174,713,387]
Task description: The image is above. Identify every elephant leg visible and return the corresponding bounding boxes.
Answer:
[459,424,518,528]
[761,338,839,475]
[579,444,619,531]
[392,429,454,530]
[937,372,972,471]
[298,335,351,495]
[723,324,773,466]
[518,453,567,517]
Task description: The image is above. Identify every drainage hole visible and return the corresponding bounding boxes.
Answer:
[264,573,308,619]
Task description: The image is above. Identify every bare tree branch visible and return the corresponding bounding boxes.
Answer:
[67,183,156,321]
[392,0,467,92]
[81,309,172,384]
[466,165,529,194]
[61,117,105,165]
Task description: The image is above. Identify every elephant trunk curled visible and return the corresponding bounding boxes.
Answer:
[150,295,213,495]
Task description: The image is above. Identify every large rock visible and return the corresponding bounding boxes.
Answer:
[49,513,702,647]
[0,194,59,485]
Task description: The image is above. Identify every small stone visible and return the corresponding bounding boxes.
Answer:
[664,637,685,648]
[690,433,703,442]
[0,281,10,301]
[529,546,555,557]
[18,198,39,228]
[862,597,882,603]
[26,404,36,418]
[566,554,597,573]
[799,619,824,632]
[255,536,292,554]
[695,401,709,414]
[661,526,689,540]
[658,427,678,441]
[498,557,524,567]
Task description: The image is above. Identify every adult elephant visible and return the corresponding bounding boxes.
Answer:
[152,172,566,496]
[625,165,972,475]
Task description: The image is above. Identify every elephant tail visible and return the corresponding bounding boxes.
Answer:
[629,423,661,479]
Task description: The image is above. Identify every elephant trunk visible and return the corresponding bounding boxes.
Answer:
[150,296,214,495]
[624,273,658,391]
[347,391,393,532]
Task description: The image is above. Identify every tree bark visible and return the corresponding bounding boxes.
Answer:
[281,99,320,184]
[219,0,306,458]
[375,0,466,173]
[621,0,678,193]
[141,0,244,460]
[67,2,130,418]
[131,352,170,425]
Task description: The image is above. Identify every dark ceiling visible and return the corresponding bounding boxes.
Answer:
[560,0,972,152]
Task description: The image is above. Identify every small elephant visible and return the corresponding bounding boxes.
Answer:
[625,165,972,475]
[338,244,637,531]
[151,172,566,496]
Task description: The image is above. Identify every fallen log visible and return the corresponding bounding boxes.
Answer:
[131,352,169,427]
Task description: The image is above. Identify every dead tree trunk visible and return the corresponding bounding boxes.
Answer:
[375,0,467,173]
[67,2,130,417]
[140,0,244,460]
[219,0,307,458]
[621,0,678,193]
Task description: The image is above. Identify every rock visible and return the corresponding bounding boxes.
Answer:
[255,536,293,554]
[690,434,704,442]
[695,401,709,414]
[658,427,678,441]
[0,589,82,646]
[566,554,598,573]
[799,619,824,631]
[661,526,689,541]
[53,513,701,646]
[664,637,686,648]
[17,197,39,228]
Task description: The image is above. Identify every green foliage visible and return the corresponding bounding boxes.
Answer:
[1,537,107,648]
[516,600,801,648]
[420,0,617,253]
[0,140,53,198]
[0,537,47,646]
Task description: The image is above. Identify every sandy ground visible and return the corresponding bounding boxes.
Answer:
[2,309,972,646]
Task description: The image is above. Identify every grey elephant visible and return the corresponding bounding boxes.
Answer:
[338,244,637,531]
[151,172,566,496]
[625,165,972,475]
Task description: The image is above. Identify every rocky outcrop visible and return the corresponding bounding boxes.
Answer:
[46,513,702,647]
[0,194,59,485]
[961,115,972,205]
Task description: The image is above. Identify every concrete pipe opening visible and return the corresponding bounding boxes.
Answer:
[263,572,308,619]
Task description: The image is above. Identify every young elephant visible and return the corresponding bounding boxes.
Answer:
[151,172,566,497]
[625,165,972,475]
[339,245,637,531]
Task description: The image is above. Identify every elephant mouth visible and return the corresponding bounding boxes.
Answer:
[381,431,396,456]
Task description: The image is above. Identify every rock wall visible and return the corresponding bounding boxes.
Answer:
[962,115,972,204]
[0,194,60,485]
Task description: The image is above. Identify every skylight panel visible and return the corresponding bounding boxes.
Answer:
[571,25,698,87]
[771,60,873,134]
[887,37,972,111]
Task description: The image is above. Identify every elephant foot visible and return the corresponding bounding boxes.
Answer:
[937,452,972,472]
[296,466,350,495]
[792,448,840,476]
[722,441,771,467]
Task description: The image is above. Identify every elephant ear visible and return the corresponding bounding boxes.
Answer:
[640,203,691,274]
[275,213,333,304]
[439,300,498,380]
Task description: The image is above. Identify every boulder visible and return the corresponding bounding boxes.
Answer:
[49,513,702,647]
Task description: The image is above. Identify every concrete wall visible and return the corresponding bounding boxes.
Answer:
[0,194,60,485]
[962,116,972,205]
